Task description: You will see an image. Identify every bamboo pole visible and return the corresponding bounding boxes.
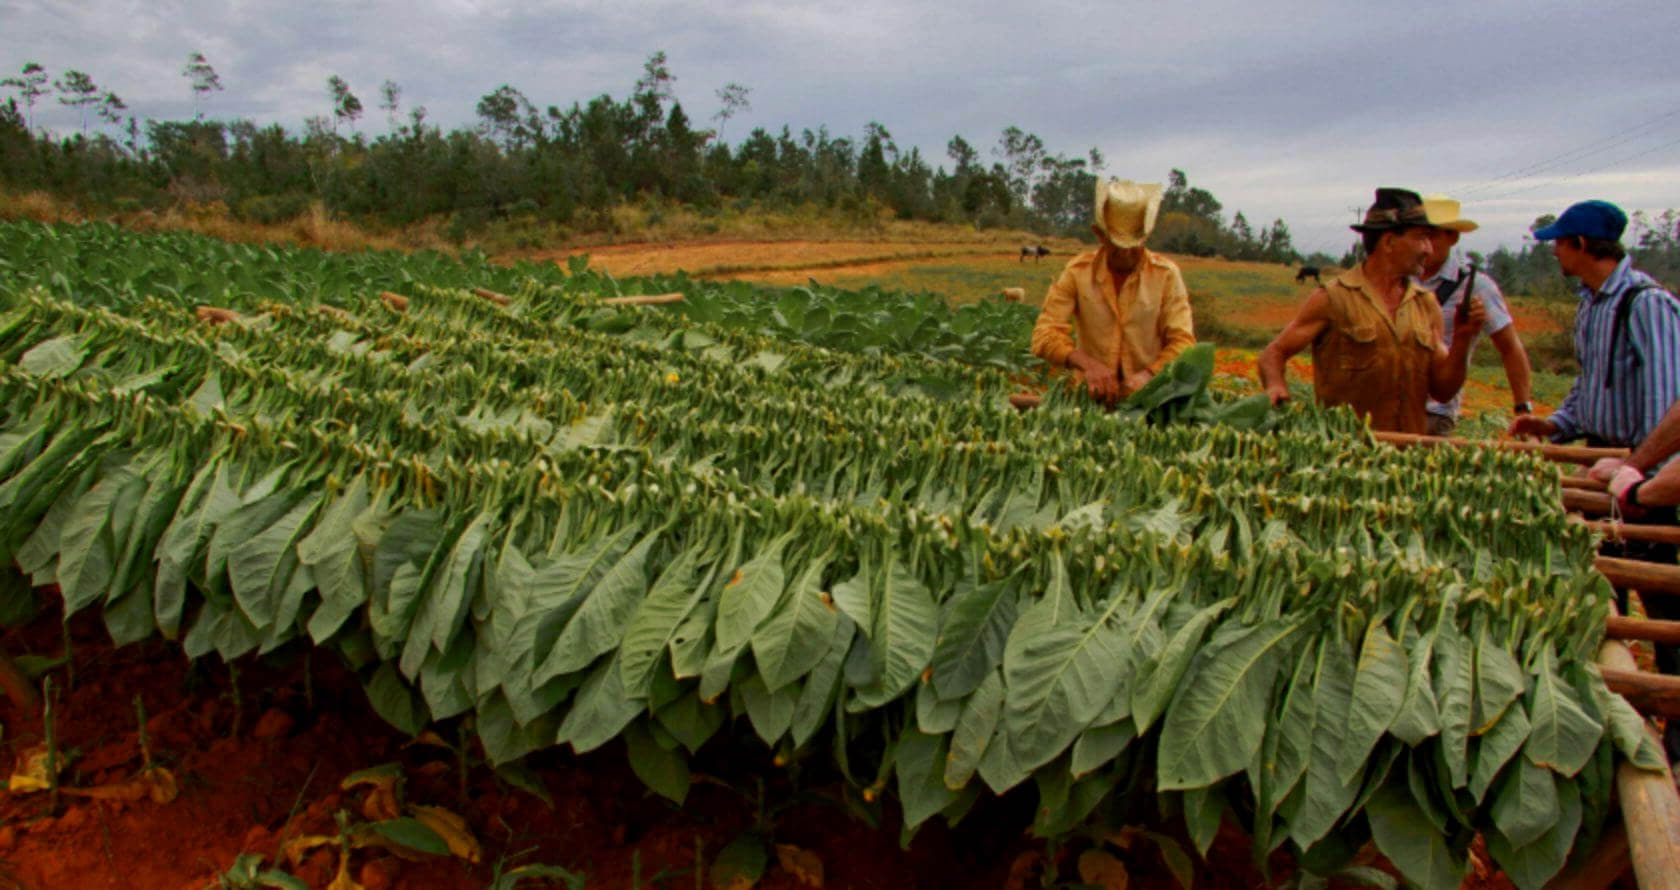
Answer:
[601,292,684,306]
[1372,430,1628,466]
[1597,626,1680,890]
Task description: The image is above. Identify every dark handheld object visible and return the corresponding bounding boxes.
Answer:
[1455,265,1479,325]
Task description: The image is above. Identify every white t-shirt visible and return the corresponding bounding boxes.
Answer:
[1420,249,1514,419]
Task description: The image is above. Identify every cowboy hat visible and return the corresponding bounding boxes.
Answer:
[1350,187,1430,234]
[1421,194,1479,233]
[1094,179,1163,248]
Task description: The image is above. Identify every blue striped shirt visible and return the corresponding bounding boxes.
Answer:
[1549,256,1680,446]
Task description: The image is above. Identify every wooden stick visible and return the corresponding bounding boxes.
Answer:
[1561,475,1608,492]
[601,292,683,306]
[1607,615,1680,646]
[471,287,511,307]
[1373,430,1628,465]
[194,305,241,325]
[1597,556,1680,597]
[1565,488,1614,516]
[379,291,410,313]
[1009,392,1042,411]
[1597,620,1680,889]
[1572,516,1680,546]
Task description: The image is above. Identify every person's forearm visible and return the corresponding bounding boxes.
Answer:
[1498,341,1533,407]
[1628,400,1680,472]
[1634,461,1680,507]
[1258,343,1289,393]
[1429,338,1475,402]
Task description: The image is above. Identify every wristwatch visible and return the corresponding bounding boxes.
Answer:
[1513,402,1533,415]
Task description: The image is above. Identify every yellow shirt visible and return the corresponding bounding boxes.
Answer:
[1030,246,1196,379]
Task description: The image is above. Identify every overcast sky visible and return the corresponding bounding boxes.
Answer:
[5,0,1680,255]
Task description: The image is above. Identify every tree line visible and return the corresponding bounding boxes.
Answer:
[0,52,1304,260]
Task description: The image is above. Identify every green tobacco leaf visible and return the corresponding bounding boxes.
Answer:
[1366,779,1467,890]
[752,550,838,692]
[1157,619,1298,790]
[853,555,937,708]
[228,494,320,633]
[1131,597,1234,733]
[1287,635,1361,851]
[709,833,768,890]
[1473,629,1525,734]
[929,577,1018,701]
[557,651,643,754]
[1485,775,1581,890]
[619,541,712,697]
[714,531,794,651]
[1605,694,1666,772]
[946,669,1004,791]
[1184,784,1223,858]
[17,333,89,378]
[1491,757,1559,850]
[1389,627,1440,746]
[1434,625,1474,788]
[364,662,426,736]
[1337,620,1407,785]
[738,671,797,745]
[1070,719,1135,778]
[1002,589,1128,772]
[789,615,853,748]
[1469,701,1531,804]
[624,719,689,804]
[1522,650,1602,777]
[896,730,958,831]
[56,463,134,614]
[536,526,660,682]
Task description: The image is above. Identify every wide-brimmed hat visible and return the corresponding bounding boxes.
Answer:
[1094,179,1163,248]
[1532,200,1627,242]
[1350,187,1430,234]
[1421,194,1479,233]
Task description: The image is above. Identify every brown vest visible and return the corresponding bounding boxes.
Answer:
[1310,266,1441,434]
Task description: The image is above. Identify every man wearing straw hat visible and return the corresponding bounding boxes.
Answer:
[1418,194,1535,436]
[1031,179,1196,404]
[1257,187,1486,434]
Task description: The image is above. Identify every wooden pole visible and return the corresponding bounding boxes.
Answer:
[1561,475,1608,492]
[1545,822,1630,890]
[1607,615,1680,646]
[379,291,410,313]
[1372,430,1628,466]
[1596,557,1680,597]
[1565,488,1614,516]
[1572,516,1680,547]
[1009,392,1042,411]
[1602,667,1680,717]
[1597,626,1680,890]
[601,292,684,306]
[472,287,511,307]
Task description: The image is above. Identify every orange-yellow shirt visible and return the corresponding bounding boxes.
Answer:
[1030,246,1196,379]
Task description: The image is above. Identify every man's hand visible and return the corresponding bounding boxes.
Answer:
[1122,368,1154,397]
[1080,362,1123,404]
[1452,295,1487,341]
[1507,414,1556,440]
[1264,382,1291,406]
[1588,457,1626,482]
[1609,465,1645,502]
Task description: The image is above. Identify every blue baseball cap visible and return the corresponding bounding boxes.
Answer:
[1532,200,1628,242]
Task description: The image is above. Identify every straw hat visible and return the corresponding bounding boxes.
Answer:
[1093,179,1163,248]
[1421,194,1479,233]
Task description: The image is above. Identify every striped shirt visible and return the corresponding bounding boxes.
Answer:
[1549,257,1680,447]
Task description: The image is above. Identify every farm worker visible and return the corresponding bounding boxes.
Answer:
[1257,187,1486,434]
[1030,178,1195,404]
[1506,200,1680,449]
[1417,195,1535,437]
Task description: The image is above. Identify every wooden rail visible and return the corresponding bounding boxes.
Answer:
[1372,430,1628,466]
[1607,615,1680,645]
[1595,623,1680,890]
[1572,516,1680,546]
[601,292,684,307]
[1596,557,1680,597]
[472,287,512,307]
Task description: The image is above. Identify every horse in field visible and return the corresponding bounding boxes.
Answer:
[1020,245,1050,263]
[1294,266,1323,285]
